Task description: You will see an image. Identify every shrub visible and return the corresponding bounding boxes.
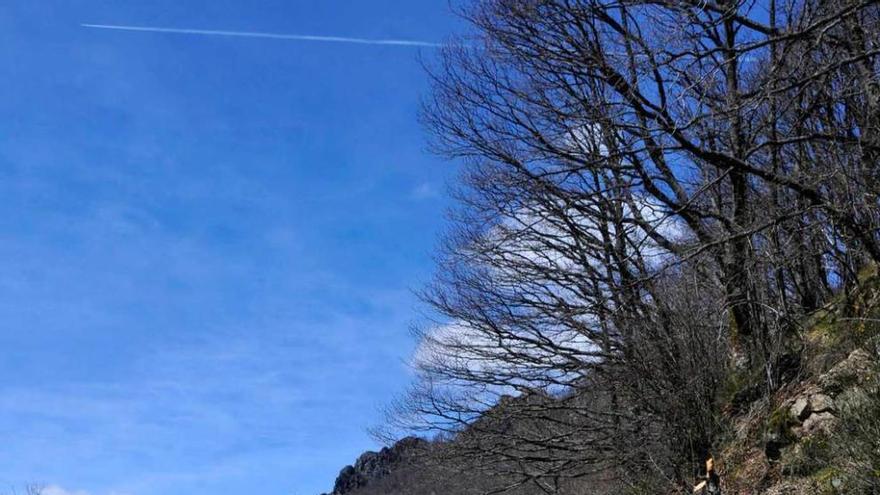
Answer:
[830,371,880,493]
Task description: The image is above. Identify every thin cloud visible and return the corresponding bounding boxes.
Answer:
[81,23,442,48]
[42,486,91,495]
[410,182,440,200]
[42,485,131,495]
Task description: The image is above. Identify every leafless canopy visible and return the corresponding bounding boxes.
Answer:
[385,0,880,492]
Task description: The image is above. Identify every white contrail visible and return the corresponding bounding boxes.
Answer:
[81,23,442,48]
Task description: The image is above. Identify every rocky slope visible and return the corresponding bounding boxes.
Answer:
[720,347,878,494]
[717,275,880,495]
[321,437,427,495]
[321,274,880,495]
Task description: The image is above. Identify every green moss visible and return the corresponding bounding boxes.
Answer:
[718,371,749,405]
[781,435,832,476]
[719,367,762,412]
[622,479,662,495]
[803,272,880,373]
[856,263,878,283]
[728,310,740,336]
[808,316,835,338]
[812,466,844,494]
[766,406,798,445]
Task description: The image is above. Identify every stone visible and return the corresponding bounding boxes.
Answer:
[790,396,810,421]
[819,349,874,394]
[801,411,837,436]
[808,393,834,413]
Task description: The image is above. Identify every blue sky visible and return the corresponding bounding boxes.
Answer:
[0,2,461,494]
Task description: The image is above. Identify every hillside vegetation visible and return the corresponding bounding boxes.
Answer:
[324,271,880,494]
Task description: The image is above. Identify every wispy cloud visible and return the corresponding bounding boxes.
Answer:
[42,486,91,495]
[41,485,131,495]
[81,24,442,48]
[409,182,440,200]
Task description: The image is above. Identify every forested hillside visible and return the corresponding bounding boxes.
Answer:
[324,1,880,493]
[325,272,880,494]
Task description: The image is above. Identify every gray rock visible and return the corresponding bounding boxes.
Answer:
[801,411,837,436]
[819,349,874,394]
[809,393,834,413]
[790,396,810,421]
[327,437,427,495]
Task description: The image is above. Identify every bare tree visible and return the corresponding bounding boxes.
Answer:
[4,485,45,495]
[384,0,880,493]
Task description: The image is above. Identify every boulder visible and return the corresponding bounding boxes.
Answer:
[800,411,837,436]
[789,397,810,421]
[808,393,834,414]
[818,349,874,395]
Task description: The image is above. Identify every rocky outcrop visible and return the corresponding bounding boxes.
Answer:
[322,437,427,495]
[723,344,879,495]
[785,389,837,438]
[775,348,873,447]
[818,348,874,393]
